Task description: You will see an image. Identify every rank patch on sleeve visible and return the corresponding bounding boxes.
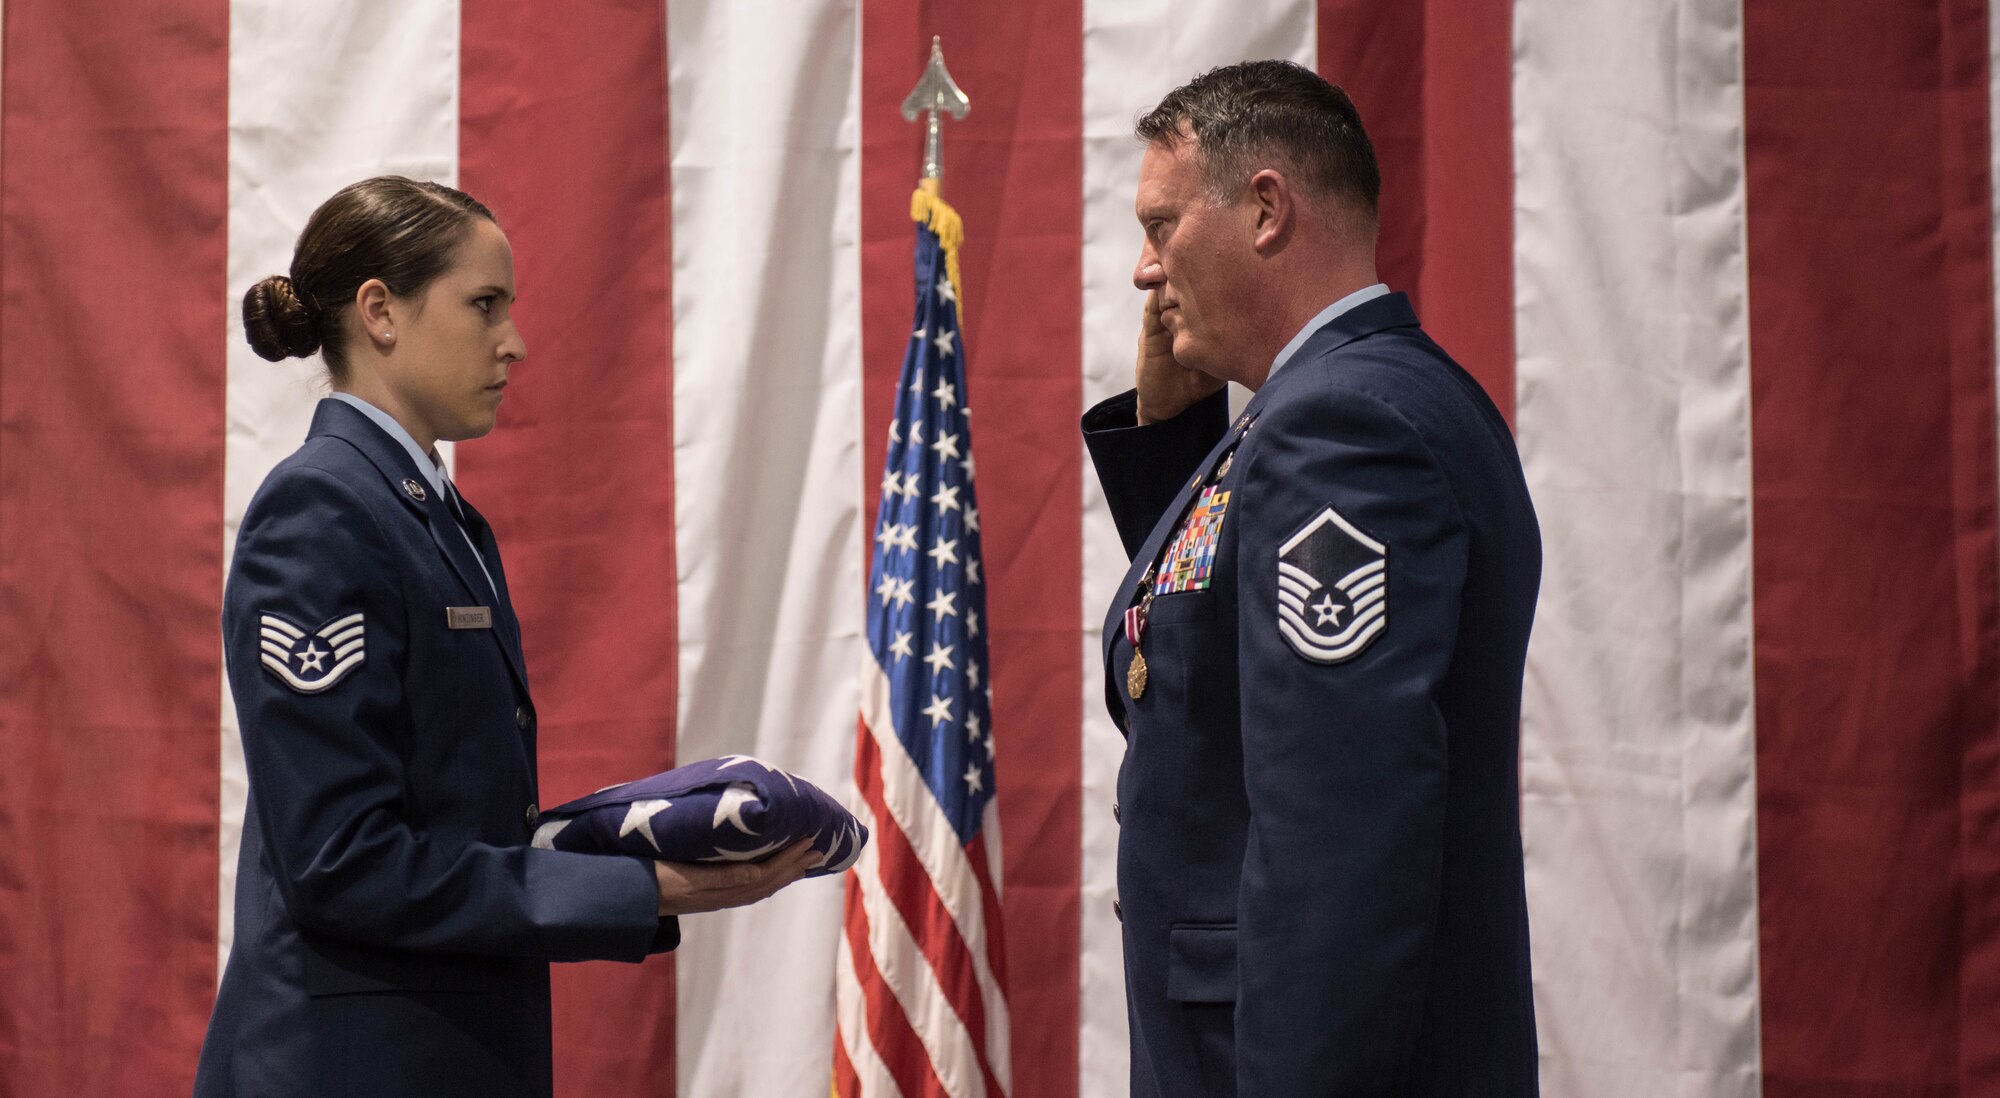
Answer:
[1277,506,1387,663]
[259,611,366,693]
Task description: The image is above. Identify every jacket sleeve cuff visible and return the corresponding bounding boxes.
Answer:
[1082,388,1231,558]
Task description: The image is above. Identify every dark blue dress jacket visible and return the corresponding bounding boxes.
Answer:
[195,399,674,1098]
[1085,293,1542,1096]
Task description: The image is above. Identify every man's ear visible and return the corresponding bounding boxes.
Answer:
[1247,168,1293,253]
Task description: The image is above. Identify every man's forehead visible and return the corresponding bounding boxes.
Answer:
[1135,138,1199,212]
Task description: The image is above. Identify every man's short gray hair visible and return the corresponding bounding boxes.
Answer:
[1135,59,1379,214]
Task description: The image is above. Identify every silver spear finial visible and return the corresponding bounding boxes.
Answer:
[900,36,970,182]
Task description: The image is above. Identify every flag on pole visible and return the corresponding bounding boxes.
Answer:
[834,186,1012,1097]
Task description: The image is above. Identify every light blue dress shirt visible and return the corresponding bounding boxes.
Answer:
[1267,282,1391,380]
[330,391,498,600]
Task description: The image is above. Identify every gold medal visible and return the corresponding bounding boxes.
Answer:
[1127,649,1149,699]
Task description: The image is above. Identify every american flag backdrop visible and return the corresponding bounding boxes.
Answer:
[2,0,2000,1096]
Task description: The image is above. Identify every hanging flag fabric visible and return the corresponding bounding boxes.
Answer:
[834,186,1011,1098]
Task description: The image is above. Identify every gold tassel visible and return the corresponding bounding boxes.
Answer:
[910,181,964,318]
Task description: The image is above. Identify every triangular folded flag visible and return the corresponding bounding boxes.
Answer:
[532,755,866,877]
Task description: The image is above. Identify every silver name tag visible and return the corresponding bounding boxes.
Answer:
[447,606,493,630]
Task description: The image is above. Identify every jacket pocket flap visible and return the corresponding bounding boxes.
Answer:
[1166,923,1237,1003]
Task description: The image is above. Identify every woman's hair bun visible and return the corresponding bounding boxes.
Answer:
[242,275,320,362]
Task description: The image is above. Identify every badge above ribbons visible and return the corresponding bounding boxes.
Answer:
[259,611,367,693]
[1277,506,1388,663]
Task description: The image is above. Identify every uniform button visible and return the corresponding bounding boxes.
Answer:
[1113,898,1123,922]
[1112,801,1121,823]
[515,705,531,731]
[525,803,539,827]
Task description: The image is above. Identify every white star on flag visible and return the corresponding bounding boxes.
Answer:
[966,506,980,533]
[927,589,958,623]
[932,329,956,358]
[890,577,916,609]
[875,573,898,605]
[923,693,953,729]
[935,276,957,304]
[932,484,961,514]
[967,711,982,741]
[881,470,903,499]
[927,537,959,569]
[898,477,923,503]
[967,559,982,587]
[892,525,920,551]
[933,379,957,408]
[889,631,914,660]
[618,799,673,853]
[887,419,900,444]
[931,431,961,461]
[962,764,984,793]
[924,644,956,676]
[968,660,981,688]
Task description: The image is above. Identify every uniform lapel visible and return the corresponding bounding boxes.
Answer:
[1098,423,1244,682]
[452,493,527,675]
[308,400,533,696]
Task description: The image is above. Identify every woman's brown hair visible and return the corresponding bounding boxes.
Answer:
[242,176,495,379]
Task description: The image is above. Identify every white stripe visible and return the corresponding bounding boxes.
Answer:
[258,615,304,639]
[318,612,363,637]
[1279,505,1385,556]
[259,651,365,693]
[332,639,364,660]
[1344,573,1385,599]
[324,625,363,648]
[1079,5,1315,1094]
[1514,0,1761,1093]
[1278,605,1385,657]
[836,926,910,1098]
[1350,587,1383,613]
[849,797,987,1098]
[666,1,860,1092]
[1277,571,1315,598]
[1336,558,1385,588]
[223,0,460,981]
[259,640,291,663]
[860,660,1013,1086]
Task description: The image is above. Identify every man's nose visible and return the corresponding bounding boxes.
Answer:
[1133,251,1164,291]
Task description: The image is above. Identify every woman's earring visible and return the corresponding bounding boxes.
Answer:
[383,331,395,343]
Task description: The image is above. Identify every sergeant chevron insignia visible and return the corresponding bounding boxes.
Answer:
[1277,506,1387,664]
[258,611,367,693]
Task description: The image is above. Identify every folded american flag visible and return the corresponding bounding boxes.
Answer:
[530,754,867,877]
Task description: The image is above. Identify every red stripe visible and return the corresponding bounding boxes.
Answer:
[853,718,1006,1094]
[458,4,678,1095]
[1319,0,1515,421]
[844,874,956,1097]
[1745,0,2000,1091]
[833,1026,863,1097]
[963,832,1009,986]
[860,6,1084,1094]
[0,1,227,1092]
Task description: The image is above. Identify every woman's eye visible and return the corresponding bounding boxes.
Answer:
[474,296,495,313]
